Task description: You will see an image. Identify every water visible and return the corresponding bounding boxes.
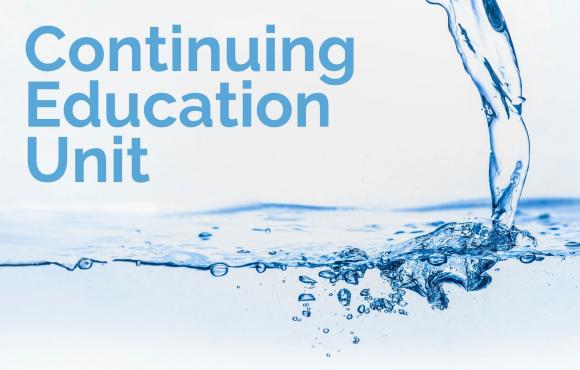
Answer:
[0,0,578,363]
[427,0,530,227]
[1,200,579,307]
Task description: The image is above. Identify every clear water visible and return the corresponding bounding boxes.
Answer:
[427,0,530,227]
[1,200,579,314]
[1,0,578,361]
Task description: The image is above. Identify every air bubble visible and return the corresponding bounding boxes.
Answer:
[255,263,267,273]
[77,258,93,270]
[210,263,229,277]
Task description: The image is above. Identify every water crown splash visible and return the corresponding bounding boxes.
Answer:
[427,0,531,226]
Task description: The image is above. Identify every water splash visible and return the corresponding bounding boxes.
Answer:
[0,1,577,356]
[0,200,579,352]
[427,0,531,227]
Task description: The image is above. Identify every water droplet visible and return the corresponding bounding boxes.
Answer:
[357,304,366,314]
[299,275,317,285]
[337,288,352,307]
[360,288,370,297]
[198,232,213,240]
[298,293,316,302]
[302,310,311,318]
[265,228,271,234]
[565,241,580,248]
[292,316,301,322]
[210,263,228,277]
[346,313,353,320]
[135,261,142,266]
[318,270,335,279]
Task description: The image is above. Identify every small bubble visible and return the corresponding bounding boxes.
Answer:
[357,304,366,314]
[77,258,93,270]
[255,263,267,273]
[346,314,353,320]
[326,353,331,358]
[292,316,301,322]
[302,310,311,318]
[352,336,360,344]
[210,263,228,277]
[323,328,330,334]
[518,253,536,264]
[360,288,370,297]
[135,261,142,266]
[265,228,271,234]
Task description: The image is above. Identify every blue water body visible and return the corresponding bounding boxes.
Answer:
[1,201,579,317]
[0,2,578,356]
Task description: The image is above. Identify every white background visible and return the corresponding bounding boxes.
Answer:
[0,0,578,212]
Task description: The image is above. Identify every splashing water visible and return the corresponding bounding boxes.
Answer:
[1,201,579,299]
[427,0,530,227]
[0,0,578,355]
